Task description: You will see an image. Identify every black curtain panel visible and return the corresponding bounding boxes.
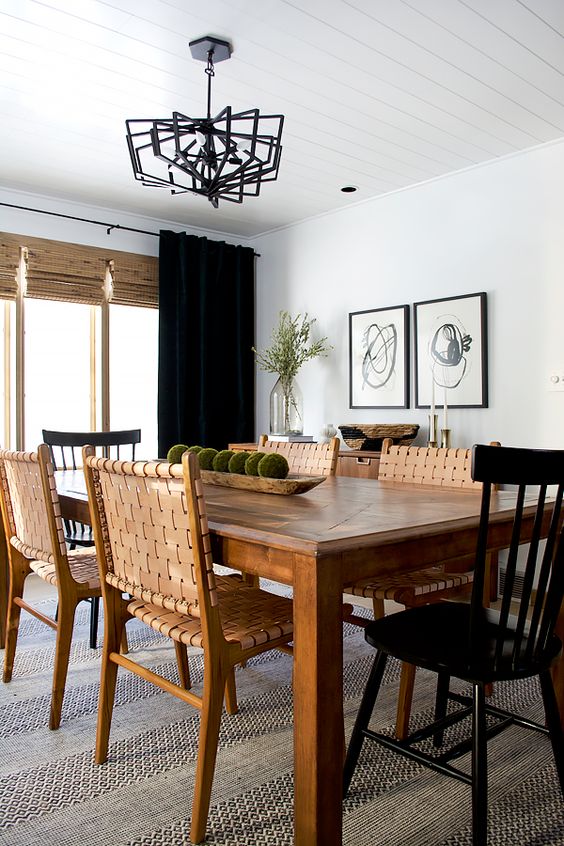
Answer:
[158,231,255,457]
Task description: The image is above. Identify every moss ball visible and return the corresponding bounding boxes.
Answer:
[258,453,289,479]
[198,447,218,470]
[186,445,203,454]
[244,451,263,476]
[228,451,251,474]
[212,449,235,472]
[167,444,189,463]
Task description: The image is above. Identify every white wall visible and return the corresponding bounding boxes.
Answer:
[252,139,564,450]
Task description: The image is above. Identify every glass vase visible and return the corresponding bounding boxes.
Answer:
[270,377,303,435]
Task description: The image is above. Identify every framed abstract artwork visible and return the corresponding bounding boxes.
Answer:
[414,292,488,409]
[349,305,409,409]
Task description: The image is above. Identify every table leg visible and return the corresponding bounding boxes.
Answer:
[293,553,343,846]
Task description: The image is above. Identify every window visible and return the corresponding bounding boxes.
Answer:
[0,300,15,449]
[24,300,100,448]
[0,234,158,452]
[109,304,158,459]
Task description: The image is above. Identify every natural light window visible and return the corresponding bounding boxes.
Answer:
[0,236,159,452]
[0,301,15,449]
[24,299,99,449]
[109,304,158,460]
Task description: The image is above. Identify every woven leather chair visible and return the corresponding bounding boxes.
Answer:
[0,445,101,729]
[234,435,348,673]
[345,437,499,739]
[42,428,141,648]
[258,434,340,476]
[344,444,564,845]
[83,448,295,845]
[243,435,340,602]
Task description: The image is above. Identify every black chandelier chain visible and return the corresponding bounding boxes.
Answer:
[205,50,214,119]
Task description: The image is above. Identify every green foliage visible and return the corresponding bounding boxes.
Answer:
[228,451,251,474]
[167,444,189,463]
[252,311,331,391]
[258,452,289,479]
[213,449,235,472]
[186,445,203,454]
[244,451,263,476]
[198,448,218,470]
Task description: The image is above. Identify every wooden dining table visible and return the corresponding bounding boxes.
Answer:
[54,472,563,846]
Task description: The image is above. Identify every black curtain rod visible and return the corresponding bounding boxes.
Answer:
[0,201,260,257]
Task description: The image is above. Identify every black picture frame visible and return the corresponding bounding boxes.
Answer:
[414,292,488,409]
[349,304,410,409]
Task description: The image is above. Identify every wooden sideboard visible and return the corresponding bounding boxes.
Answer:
[336,449,380,479]
[228,443,380,480]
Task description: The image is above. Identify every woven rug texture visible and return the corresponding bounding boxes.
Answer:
[0,588,562,846]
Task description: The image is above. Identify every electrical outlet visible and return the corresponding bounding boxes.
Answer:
[548,372,564,392]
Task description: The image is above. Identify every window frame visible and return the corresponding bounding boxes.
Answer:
[0,235,158,450]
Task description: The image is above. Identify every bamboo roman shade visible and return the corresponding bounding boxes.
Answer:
[109,253,158,308]
[0,238,20,301]
[0,233,159,308]
[25,242,107,304]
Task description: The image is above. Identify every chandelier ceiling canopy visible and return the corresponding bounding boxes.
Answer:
[125,36,284,209]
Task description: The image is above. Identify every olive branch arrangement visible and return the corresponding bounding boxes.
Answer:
[252,311,332,432]
[252,311,331,388]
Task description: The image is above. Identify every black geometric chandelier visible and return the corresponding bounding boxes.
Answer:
[125,36,284,208]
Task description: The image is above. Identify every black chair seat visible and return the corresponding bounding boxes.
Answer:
[365,602,563,683]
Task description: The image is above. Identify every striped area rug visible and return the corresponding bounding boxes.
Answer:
[0,590,562,846]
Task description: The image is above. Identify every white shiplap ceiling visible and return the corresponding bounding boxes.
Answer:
[1,0,563,238]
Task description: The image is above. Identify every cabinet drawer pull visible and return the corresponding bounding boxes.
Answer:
[356,457,372,465]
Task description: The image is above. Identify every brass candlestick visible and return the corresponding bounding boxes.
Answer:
[428,414,438,447]
[441,428,451,449]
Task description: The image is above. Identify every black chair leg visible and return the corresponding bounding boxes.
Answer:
[539,670,564,793]
[89,596,100,649]
[343,650,388,797]
[471,682,488,846]
[433,671,451,747]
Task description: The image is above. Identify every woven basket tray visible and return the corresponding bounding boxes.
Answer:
[338,423,419,451]
[201,470,327,495]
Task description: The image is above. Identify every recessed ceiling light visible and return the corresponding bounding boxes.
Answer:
[341,185,358,193]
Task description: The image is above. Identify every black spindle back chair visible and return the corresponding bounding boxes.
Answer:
[43,429,141,471]
[470,445,564,677]
[42,428,141,648]
[344,444,564,846]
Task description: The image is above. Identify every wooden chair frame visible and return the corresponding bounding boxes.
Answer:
[258,435,340,477]
[83,447,295,844]
[0,445,101,729]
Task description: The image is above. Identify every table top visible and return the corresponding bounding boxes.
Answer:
[56,470,525,534]
[202,475,524,547]
[58,470,533,565]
